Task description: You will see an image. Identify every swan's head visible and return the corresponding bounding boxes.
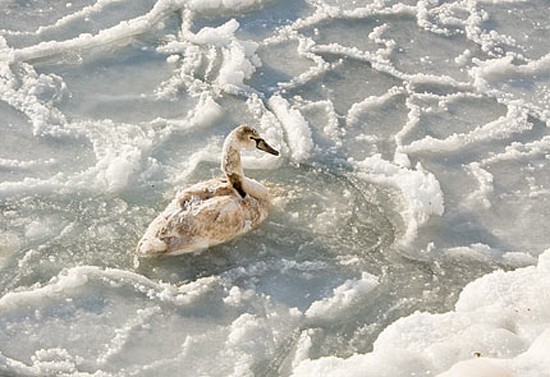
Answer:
[233,125,279,156]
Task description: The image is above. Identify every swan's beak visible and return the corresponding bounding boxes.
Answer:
[256,138,279,156]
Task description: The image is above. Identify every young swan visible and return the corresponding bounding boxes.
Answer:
[136,125,279,257]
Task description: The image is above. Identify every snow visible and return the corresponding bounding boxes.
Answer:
[353,154,444,246]
[267,94,314,162]
[1,0,549,375]
[292,250,550,377]
[305,272,379,320]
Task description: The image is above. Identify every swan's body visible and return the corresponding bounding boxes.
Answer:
[136,125,279,257]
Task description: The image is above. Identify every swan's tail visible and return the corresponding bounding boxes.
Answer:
[136,236,168,256]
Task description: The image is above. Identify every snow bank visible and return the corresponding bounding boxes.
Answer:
[0,262,303,377]
[471,53,550,93]
[268,95,314,162]
[158,18,261,96]
[217,40,260,91]
[482,135,550,165]
[188,0,267,12]
[12,0,185,62]
[352,154,444,245]
[0,266,218,313]
[292,249,550,377]
[0,53,68,135]
[465,162,494,209]
[470,53,550,121]
[402,105,531,154]
[305,272,379,320]
[12,0,267,63]
[186,19,261,93]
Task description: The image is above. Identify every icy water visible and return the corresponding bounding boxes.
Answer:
[1,0,550,376]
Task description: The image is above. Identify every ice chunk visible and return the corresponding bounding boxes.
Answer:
[268,95,314,162]
[353,154,444,245]
[305,272,379,320]
[292,249,550,377]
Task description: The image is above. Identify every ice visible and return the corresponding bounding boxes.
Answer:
[465,162,494,209]
[188,19,240,46]
[188,0,267,13]
[353,154,444,246]
[157,17,262,96]
[402,104,532,154]
[471,53,550,116]
[292,249,550,377]
[267,94,314,162]
[305,272,379,320]
[0,57,68,135]
[1,0,550,376]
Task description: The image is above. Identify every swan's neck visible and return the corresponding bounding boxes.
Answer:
[222,144,244,178]
[222,138,246,196]
[221,137,269,200]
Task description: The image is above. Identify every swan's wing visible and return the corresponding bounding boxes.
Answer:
[137,184,270,257]
[175,178,234,207]
[161,194,244,245]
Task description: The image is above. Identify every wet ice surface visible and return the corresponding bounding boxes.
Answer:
[1,0,550,376]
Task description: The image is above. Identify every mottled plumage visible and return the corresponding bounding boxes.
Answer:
[136,125,279,257]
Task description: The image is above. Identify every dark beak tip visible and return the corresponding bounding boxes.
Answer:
[267,146,280,156]
[257,139,280,156]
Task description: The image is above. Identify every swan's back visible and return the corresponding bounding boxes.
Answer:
[136,179,270,256]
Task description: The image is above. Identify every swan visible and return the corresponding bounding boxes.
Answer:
[136,125,279,257]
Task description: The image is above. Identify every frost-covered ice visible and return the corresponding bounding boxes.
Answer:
[1,0,550,376]
[293,249,550,377]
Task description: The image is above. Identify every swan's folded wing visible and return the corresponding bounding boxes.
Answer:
[137,191,269,257]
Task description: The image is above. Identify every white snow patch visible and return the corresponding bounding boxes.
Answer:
[353,154,444,245]
[402,105,531,154]
[292,249,550,377]
[305,272,379,320]
[188,0,266,12]
[267,95,314,162]
[465,162,494,209]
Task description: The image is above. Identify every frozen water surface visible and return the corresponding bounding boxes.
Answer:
[1,0,550,376]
